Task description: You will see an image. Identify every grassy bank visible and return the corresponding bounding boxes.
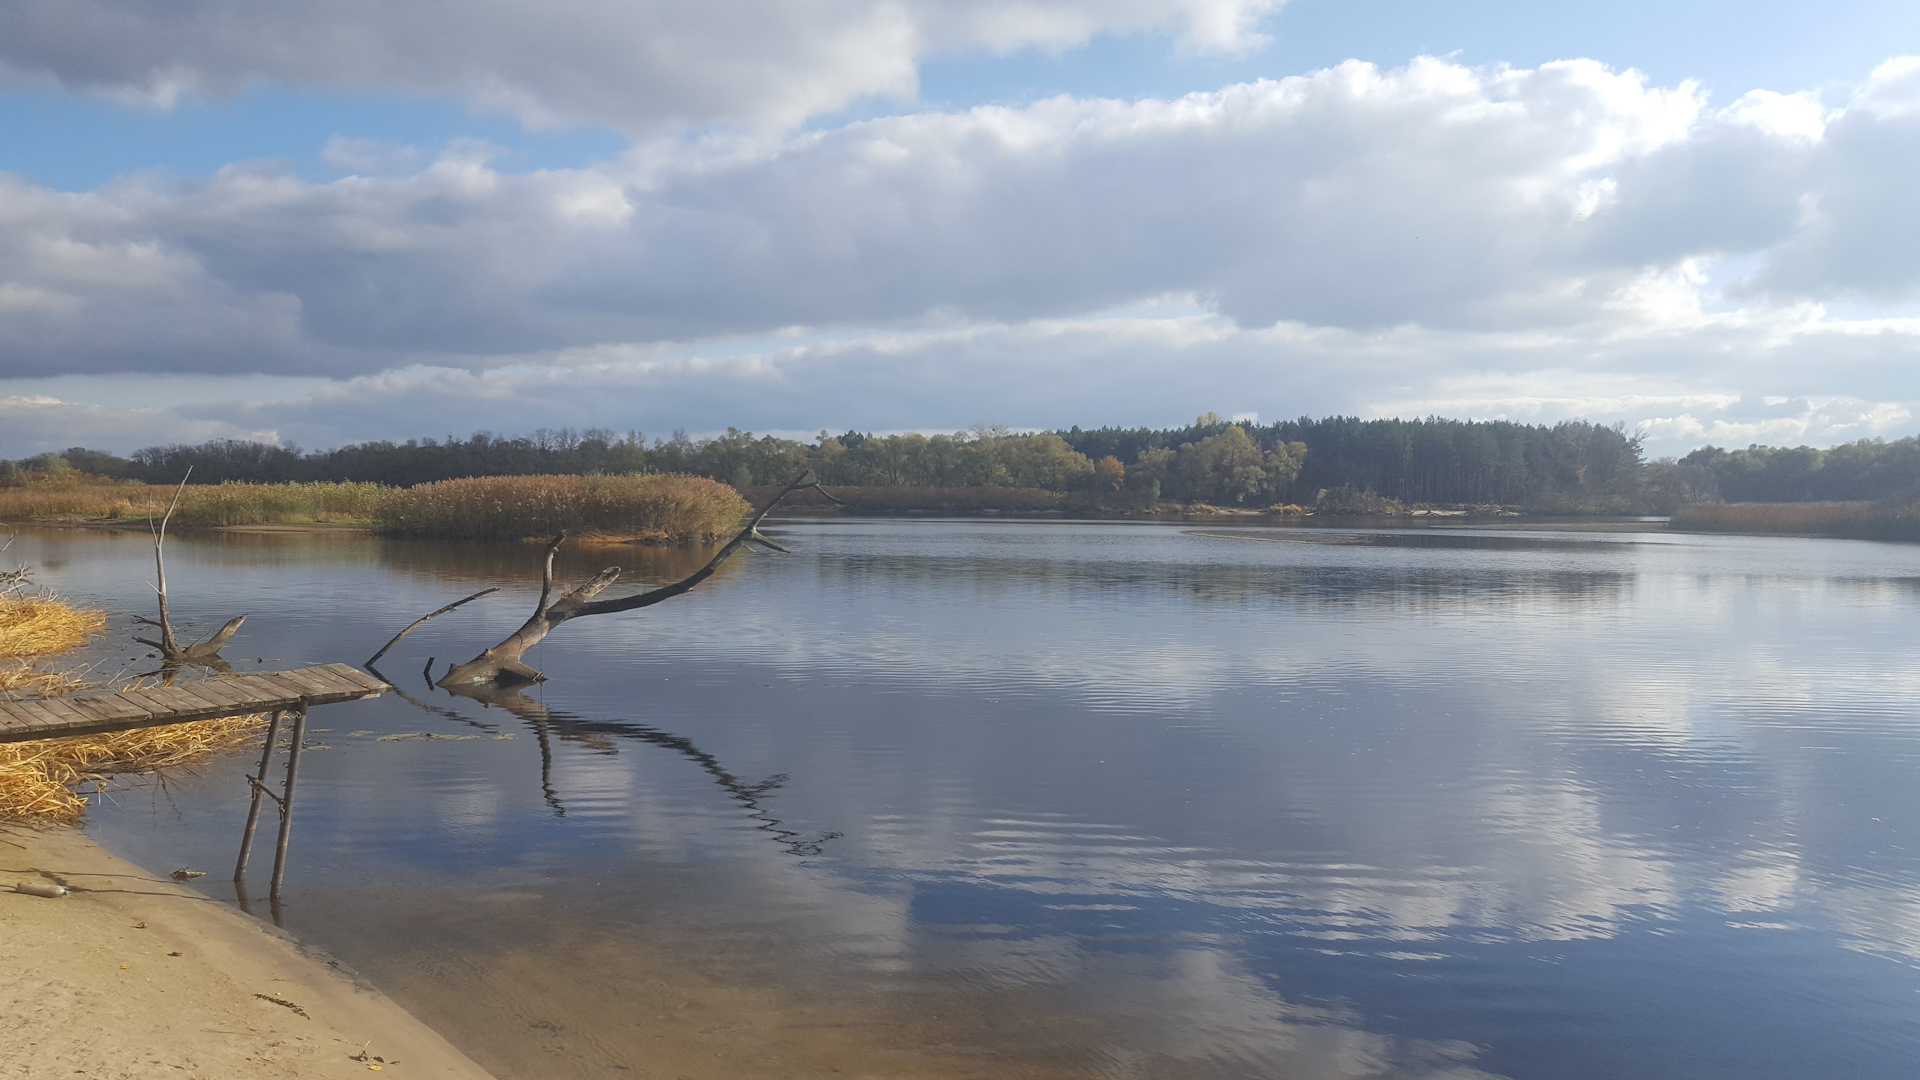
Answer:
[376,473,749,542]
[0,595,265,820]
[1670,501,1920,541]
[0,480,387,527]
[2,474,750,542]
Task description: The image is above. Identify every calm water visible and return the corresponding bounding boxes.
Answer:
[14,520,1920,1079]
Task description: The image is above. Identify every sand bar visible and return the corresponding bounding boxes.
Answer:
[0,823,496,1080]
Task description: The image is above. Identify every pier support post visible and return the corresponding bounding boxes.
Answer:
[233,708,285,881]
[268,702,307,906]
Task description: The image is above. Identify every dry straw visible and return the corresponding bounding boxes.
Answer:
[0,595,265,820]
[0,716,265,821]
[0,596,106,660]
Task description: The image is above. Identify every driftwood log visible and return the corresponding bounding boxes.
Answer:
[132,471,246,669]
[411,474,831,688]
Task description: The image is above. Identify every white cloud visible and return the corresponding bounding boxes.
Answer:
[0,0,1285,135]
[1635,398,1914,450]
[1,55,1919,454]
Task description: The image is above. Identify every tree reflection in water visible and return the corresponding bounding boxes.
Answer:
[368,661,840,856]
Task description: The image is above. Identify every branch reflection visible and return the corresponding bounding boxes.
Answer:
[374,665,840,856]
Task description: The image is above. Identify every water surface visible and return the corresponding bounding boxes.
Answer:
[15,520,1920,1079]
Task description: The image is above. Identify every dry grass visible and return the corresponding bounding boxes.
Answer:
[0,596,106,660]
[376,473,750,541]
[0,663,89,699]
[0,594,267,820]
[1670,501,1882,534]
[0,596,100,699]
[0,716,266,821]
[0,481,389,527]
[1669,501,1920,542]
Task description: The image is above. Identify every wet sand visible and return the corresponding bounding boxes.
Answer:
[0,823,494,1080]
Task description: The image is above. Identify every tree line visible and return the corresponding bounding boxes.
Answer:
[10,419,1920,511]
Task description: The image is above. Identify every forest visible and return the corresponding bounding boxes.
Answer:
[9,418,1920,514]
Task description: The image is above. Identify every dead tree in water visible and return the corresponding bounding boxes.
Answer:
[417,474,831,688]
[132,471,247,668]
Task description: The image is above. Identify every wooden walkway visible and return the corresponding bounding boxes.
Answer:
[0,663,390,744]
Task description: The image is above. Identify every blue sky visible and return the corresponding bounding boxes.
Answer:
[1,0,1917,456]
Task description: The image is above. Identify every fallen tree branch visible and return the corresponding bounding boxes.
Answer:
[363,586,500,667]
[427,474,825,687]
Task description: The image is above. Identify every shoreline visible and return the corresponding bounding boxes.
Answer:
[1,822,496,1079]
[7,511,1665,536]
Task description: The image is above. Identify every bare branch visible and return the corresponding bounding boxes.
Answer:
[364,587,500,667]
[573,474,816,618]
[535,533,565,615]
[136,468,248,668]
[149,468,191,657]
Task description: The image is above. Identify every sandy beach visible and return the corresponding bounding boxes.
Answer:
[0,823,495,1080]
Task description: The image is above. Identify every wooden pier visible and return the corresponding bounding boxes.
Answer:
[0,663,388,744]
[0,662,391,912]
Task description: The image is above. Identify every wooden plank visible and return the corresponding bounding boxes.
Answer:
[274,668,337,697]
[211,674,291,706]
[328,664,386,690]
[61,697,150,727]
[63,695,156,723]
[124,688,223,722]
[0,699,46,724]
[0,700,48,733]
[26,697,94,733]
[189,681,265,712]
[280,668,375,704]
[321,664,390,693]
[112,689,186,720]
[247,673,320,702]
[157,685,232,717]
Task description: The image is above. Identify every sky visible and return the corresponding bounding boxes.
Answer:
[1,0,1918,459]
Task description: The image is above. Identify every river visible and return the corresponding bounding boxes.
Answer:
[13,519,1920,1079]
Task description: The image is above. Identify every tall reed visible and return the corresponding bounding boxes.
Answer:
[1670,502,1882,534]
[0,481,389,526]
[375,473,750,542]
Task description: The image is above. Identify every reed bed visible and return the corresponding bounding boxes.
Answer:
[1670,501,1883,534]
[376,473,749,542]
[0,481,389,526]
[0,594,267,820]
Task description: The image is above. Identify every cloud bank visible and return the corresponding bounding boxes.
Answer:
[0,0,1284,131]
[1,54,1918,455]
